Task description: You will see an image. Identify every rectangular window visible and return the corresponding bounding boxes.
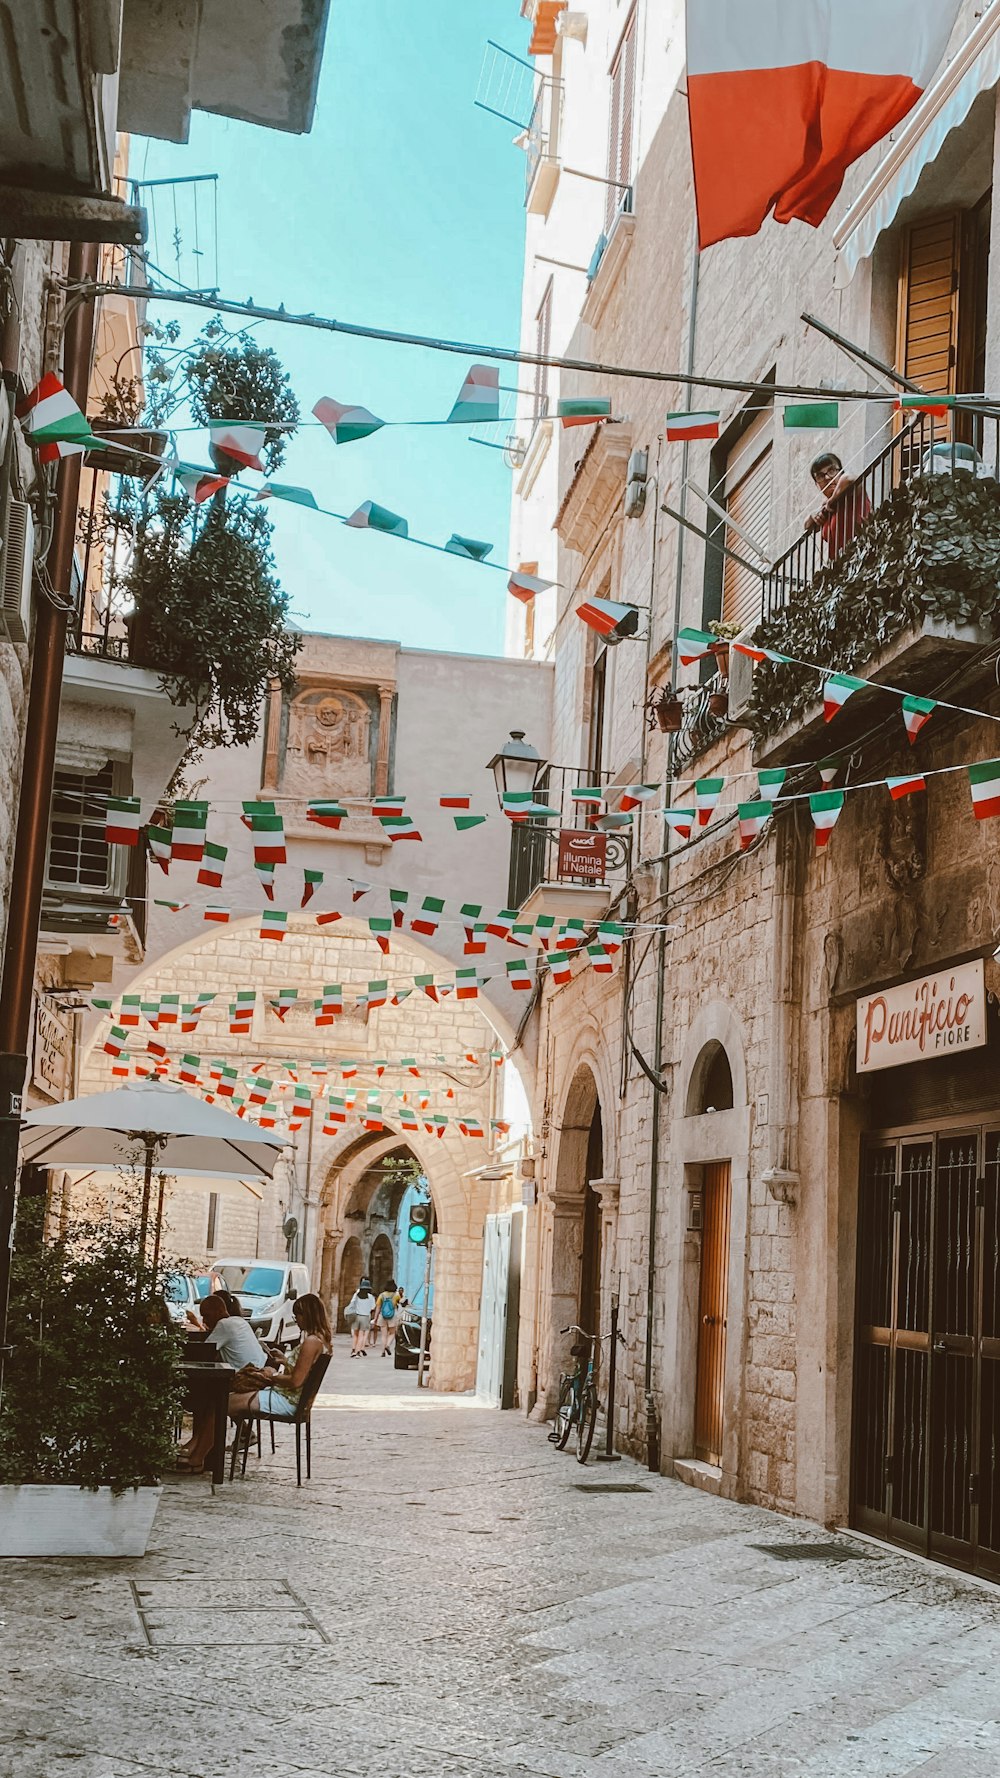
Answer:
[897,198,992,453]
[46,762,120,895]
[606,7,638,233]
[720,408,772,633]
[206,1192,220,1253]
[533,281,553,424]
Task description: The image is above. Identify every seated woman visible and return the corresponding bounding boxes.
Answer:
[177,1294,269,1473]
[229,1292,332,1424]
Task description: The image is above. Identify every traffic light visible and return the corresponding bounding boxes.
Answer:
[408,1201,432,1246]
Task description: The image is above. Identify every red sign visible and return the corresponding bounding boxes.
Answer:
[558,829,607,881]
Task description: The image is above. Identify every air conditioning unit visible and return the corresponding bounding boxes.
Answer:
[2,499,35,644]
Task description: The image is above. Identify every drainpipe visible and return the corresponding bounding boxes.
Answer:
[0,243,99,1380]
[644,225,700,1472]
[761,817,803,1205]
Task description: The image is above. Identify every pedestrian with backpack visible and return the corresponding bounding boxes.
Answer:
[344,1277,377,1357]
[374,1277,400,1356]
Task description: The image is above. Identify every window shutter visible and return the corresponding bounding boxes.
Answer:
[534,282,553,421]
[897,213,961,395]
[605,9,637,233]
[721,420,772,633]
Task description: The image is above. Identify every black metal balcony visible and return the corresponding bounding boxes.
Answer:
[506,766,633,909]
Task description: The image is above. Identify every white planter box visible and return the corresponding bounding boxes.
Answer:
[0,1484,162,1557]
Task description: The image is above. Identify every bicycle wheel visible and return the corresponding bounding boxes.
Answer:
[576,1384,598,1464]
[552,1376,575,1450]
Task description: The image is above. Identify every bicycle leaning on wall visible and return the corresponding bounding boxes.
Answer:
[549,1323,622,1465]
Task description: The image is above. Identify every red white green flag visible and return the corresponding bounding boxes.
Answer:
[448,365,500,424]
[345,500,408,537]
[197,841,227,888]
[440,794,472,809]
[174,463,229,503]
[247,1076,273,1107]
[458,1118,485,1138]
[315,907,343,926]
[369,916,393,954]
[545,951,574,987]
[260,909,288,942]
[556,919,586,951]
[178,1055,201,1086]
[349,880,372,902]
[665,412,719,442]
[411,896,445,937]
[896,393,957,416]
[886,774,926,800]
[823,673,866,722]
[119,996,142,1027]
[380,816,422,841]
[464,924,488,956]
[314,984,343,1025]
[558,397,612,427]
[587,944,615,975]
[506,957,534,990]
[217,1065,240,1099]
[501,794,558,823]
[508,569,554,603]
[758,769,786,803]
[969,760,1000,820]
[415,974,442,1001]
[695,777,725,828]
[676,628,717,666]
[255,861,276,900]
[809,789,845,848]
[147,824,172,873]
[738,801,771,850]
[301,869,323,907]
[455,969,486,1001]
[575,596,640,640]
[363,980,389,1010]
[17,373,101,460]
[105,797,141,847]
[208,422,267,471]
[229,992,256,1034]
[618,784,658,812]
[389,888,409,928]
[902,694,936,743]
[663,808,695,842]
[732,639,788,664]
[571,786,605,809]
[818,759,840,787]
[372,795,406,819]
[171,801,208,862]
[203,905,231,923]
[180,994,215,1032]
[154,899,188,914]
[156,995,180,1026]
[307,800,348,829]
[104,1025,128,1058]
[246,807,286,864]
[267,987,298,1023]
[313,396,385,444]
[597,922,626,952]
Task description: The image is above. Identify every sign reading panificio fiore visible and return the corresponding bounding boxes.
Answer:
[857,960,986,1073]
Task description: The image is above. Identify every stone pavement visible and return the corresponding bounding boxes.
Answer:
[3,1347,1000,1778]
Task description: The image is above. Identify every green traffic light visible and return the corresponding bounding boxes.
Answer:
[408,1223,429,1245]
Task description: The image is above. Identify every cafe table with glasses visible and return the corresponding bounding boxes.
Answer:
[178,1340,234,1486]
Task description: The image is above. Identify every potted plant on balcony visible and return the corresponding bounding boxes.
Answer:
[708,620,741,678]
[0,1198,184,1558]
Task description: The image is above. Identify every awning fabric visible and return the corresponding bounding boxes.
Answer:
[834,9,1000,288]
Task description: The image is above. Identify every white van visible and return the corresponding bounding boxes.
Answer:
[214,1258,311,1347]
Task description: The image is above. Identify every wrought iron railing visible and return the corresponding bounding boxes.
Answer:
[507,765,632,908]
[524,78,563,201]
[762,411,1000,623]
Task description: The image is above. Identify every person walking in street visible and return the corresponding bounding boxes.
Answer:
[374,1278,400,1356]
[344,1277,377,1356]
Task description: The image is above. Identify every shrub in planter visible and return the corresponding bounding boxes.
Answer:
[0,1198,184,1495]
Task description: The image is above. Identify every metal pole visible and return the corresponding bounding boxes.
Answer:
[135,1136,155,1301]
[149,1164,168,1287]
[0,242,99,1386]
[594,1292,622,1464]
[415,1201,436,1389]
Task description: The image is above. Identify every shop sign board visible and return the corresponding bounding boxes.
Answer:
[557,829,606,882]
[857,960,986,1073]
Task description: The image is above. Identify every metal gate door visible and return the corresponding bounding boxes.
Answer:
[694,1161,732,1466]
[852,1126,1000,1581]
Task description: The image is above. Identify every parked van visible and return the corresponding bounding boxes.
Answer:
[214,1258,311,1347]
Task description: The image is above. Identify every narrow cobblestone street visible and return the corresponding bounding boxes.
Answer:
[3,1348,1000,1778]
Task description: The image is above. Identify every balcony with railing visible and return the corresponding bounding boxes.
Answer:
[507,766,632,918]
[523,77,563,214]
[738,412,1000,763]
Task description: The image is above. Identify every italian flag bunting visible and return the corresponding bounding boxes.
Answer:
[400,1107,420,1133]
[587,943,615,975]
[597,922,626,952]
[558,397,612,427]
[174,464,229,503]
[757,768,786,803]
[372,795,406,819]
[91,996,114,1015]
[695,777,725,828]
[502,793,558,822]
[301,869,323,907]
[415,974,441,1001]
[969,760,1000,820]
[738,801,771,851]
[381,816,422,841]
[458,1118,485,1138]
[732,639,788,664]
[508,569,554,603]
[260,908,288,942]
[307,800,348,829]
[315,907,343,926]
[208,422,267,472]
[171,801,208,861]
[887,774,926,800]
[575,596,640,640]
[545,951,574,987]
[445,535,493,562]
[147,824,172,873]
[391,987,413,1006]
[556,919,586,951]
[141,1000,160,1029]
[257,1104,279,1129]
[454,812,488,831]
[571,786,605,809]
[17,373,100,458]
[897,393,957,416]
[349,879,372,902]
[818,759,840,787]
[217,1065,240,1099]
[676,628,717,666]
[255,861,276,900]
[197,840,227,888]
[105,797,141,847]
[823,673,866,722]
[178,1055,201,1086]
[345,500,408,537]
[154,899,188,914]
[229,991,256,1032]
[455,968,484,1000]
[448,364,500,425]
[204,905,231,923]
[248,1076,272,1107]
[809,790,845,848]
[411,896,445,937]
[364,981,389,1010]
[120,995,141,1027]
[390,888,409,927]
[104,1026,128,1058]
[181,994,214,1032]
[902,694,936,744]
[663,808,695,842]
[665,412,719,442]
[313,396,385,445]
[314,984,343,1025]
[369,916,393,954]
[485,909,517,940]
[783,402,839,430]
[269,988,298,1021]
[464,924,488,956]
[292,1085,312,1120]
[255,482,319,509]
[506,958,534,990]
[157,995,180,1026]
[247,808,286,865]
[618,784,658,812]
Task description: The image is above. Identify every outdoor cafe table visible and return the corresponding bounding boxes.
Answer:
[178,1359,234,1486]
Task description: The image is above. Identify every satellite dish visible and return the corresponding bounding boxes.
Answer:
[282,1215,299,1243]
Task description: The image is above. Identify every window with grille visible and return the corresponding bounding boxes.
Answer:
[46,762,120,895]
[534,281,553,424]
[605,7,638,234]
[720,409,772,633]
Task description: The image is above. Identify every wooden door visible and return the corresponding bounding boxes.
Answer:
[694,1162,732,1465]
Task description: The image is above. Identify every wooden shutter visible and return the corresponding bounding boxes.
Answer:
[605,8,637,232]
[534,281,552,421]
[897,214,961,396]
[721,411,772,632]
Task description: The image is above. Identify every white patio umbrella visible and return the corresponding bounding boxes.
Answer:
[21,1079,284,1282]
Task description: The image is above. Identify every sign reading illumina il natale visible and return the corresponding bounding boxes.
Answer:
[856,960,987,1074]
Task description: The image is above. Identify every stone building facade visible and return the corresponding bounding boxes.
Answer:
[508,0,1000,1580]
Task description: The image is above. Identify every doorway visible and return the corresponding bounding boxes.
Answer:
[580,1104,604,1339]
[337,1236,363,1332]
[369,1232,394,1295]
[694,1161,732,1465]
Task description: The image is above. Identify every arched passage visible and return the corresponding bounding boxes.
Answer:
[337,1236,363,1331]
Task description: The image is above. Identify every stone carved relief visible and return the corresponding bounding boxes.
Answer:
[282,688,372,799]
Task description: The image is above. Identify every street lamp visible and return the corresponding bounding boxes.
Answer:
[487,730,546,807]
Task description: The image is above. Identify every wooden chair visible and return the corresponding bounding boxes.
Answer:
[229,1352,331,1486]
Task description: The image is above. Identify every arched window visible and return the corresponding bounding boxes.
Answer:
[686,1040,735,1115]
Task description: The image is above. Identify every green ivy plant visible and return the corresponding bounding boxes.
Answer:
[748,473,1000,734]
[0,1199,184,1493]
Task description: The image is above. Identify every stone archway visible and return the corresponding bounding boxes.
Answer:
[369,1232,394,1293]
[337,1236,363,1331]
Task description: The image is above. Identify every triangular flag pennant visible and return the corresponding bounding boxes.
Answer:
[969,760,1000,820]
[314,985,343,1025]
[301,869,323,907]
[818,758,840,787]
[380,816,423,841]
[676,628,718,666]
[732,639,789,664]
[171,801,208,862]
[313,396,385,444]
[783,402,840,430]
[897,393,957,416]
[508,569,554,603]
[197,840,227,888]
[415,975,441,1002]
[902,694,936,744]
[663,808,695,842]
[246,806,286,864]
[448,364,500,424]
[570,786,605,809]
[411,896,445,938]
[738,801,771,851]
[618,784,659,812]
[695,778,724,828]
[345,501,408,537]
[174,463,229,503]
[349,879,372,902]
[665,411,720,442]
[17,373,100,460]
[178,1055,201,1086]
[255,481,319,508]
[445,535,493,561]
[369,916,393,954]
[147,824,172,873]
[260,908,288,942]
[269,989,298,1021]
[886,775,926,800]
[810,790,846,848]
[506,957,534,990]
[545,951,574,987]
[757,769,786,803]
[557,397,613,427]
[389,888,409,928]
[455,813,488,831]
[255,861,276,900]
[105,797,141,847]
[307,800,348,829]
[208,422,267,472]
[575,596,640,641]
[364,980,389,1010]
[823,673,866,722]
[587,943,615,975]
[103,1026,128,1058]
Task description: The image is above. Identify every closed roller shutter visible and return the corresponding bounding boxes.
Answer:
[721,409,772,632]
[605,8,637,233]
[897,214,961,396]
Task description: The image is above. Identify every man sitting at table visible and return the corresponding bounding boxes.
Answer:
[176,1295,268,1473]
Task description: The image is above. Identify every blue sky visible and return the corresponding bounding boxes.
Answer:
[135,2,529,656]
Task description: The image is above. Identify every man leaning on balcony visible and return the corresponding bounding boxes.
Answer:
[804,451,872,557]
